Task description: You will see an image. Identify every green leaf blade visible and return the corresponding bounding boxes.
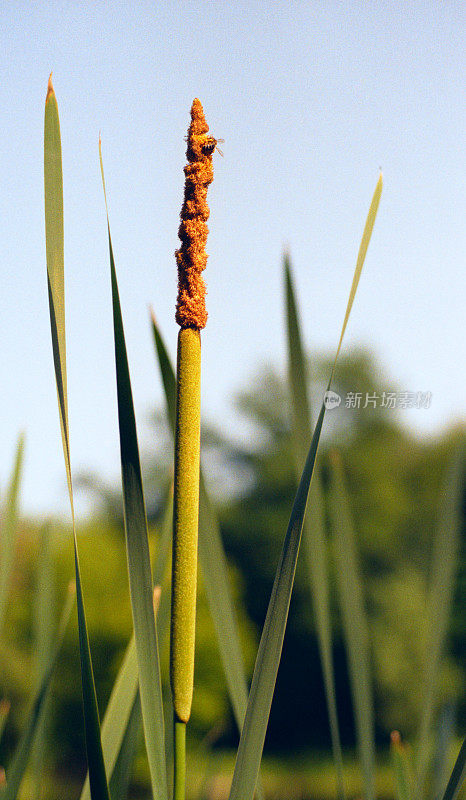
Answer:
[328,451,375,800]
[45,77,111,800]
[30,523,55,794]
[0,433,25,635]
[442,738,466,800]
[228,401,326,800]
[109,692,142,800]
[285,257,345,800]
[80,494,172,800]
[228,175,382,800]
[416,449,464,795]
[100,145,168,800]
[390,733,413,800]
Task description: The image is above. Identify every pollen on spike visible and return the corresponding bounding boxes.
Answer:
[175,98,215,329]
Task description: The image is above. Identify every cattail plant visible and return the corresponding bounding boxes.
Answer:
[3,74,466,800]
[171,98,217,800]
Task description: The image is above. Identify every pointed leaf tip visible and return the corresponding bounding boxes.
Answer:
[149,305,157,326]
[46,72,54,101]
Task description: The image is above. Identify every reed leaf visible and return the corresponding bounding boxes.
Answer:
[81,638,138,800]
[99,142,168,800]
[329,451,375,800]
[284,256,345,800]
[441,738,466,800]
[109,692,142,800]
[390,733,413,800]
[45,76,111,800]
[79,494,172,800]
[0,583,75,800]
[0,433,24,635]
[34,525,55,685]
[416,449,464,795]
[433,705,456,800]
[228,174,382,800]
[31,523,55,795]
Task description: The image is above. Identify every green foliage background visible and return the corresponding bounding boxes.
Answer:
[0,348,464,790]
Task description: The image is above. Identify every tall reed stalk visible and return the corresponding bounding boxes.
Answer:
[171,98,217,800]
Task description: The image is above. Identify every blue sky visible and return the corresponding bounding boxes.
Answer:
[0,2,464,515]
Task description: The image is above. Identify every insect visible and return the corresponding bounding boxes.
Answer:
[202,136,224,157]
[185,135,224,157]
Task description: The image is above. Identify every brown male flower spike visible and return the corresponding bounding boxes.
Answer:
[175,98,216,329]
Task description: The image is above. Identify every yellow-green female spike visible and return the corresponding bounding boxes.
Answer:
[171,325,202,723]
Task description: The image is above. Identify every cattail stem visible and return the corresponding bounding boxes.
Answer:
[173,719,187,800]
[170,327,202,723]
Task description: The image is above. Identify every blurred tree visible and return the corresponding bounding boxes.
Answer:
[217,348,465,749]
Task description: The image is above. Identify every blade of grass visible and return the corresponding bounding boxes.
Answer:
[45,75,111,800]
[228,174,382,800]
[329,451,375,800]
[433,705,456,800]
[81,637,138,800]
[31,523,55,797]
[441,738,466,800]
[99,141,168,800]
[284,255,345,800]
[108,587,163,800]
[415,449,464,796]
[0,583,75,800]
[109,692,142,800]
[33,526,55,683]
[390,732,413,800]
[80,491,172,800]
[0,433,25,636]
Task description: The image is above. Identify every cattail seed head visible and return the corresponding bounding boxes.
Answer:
[175,99,216,330]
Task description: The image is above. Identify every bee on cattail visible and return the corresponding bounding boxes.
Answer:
[184,134,224,157]
[202,136,224,157]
